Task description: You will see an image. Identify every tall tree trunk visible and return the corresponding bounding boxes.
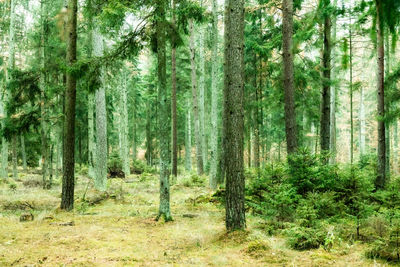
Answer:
[20,135,27,172]
[1,0,17,178]
[253,54,260,168]
[93,25,107,191]
[145,93,152,166]
[359,85,366,157]
[385,30,390,178]
[189,20,204,175]
[132,86,137,161]
[282,0,298,155]
[349,15,354,165]
[185,97,192,172]
[224,0,245,231]
[87,0,95,178]
[320,0,331,154]
[40,0,49,187]
[394,120,398,173]
[61,0,78,211]
[156,0,172,221]
[11,135,17,179]
[88,92,95,178]
[375,0,386,189]
[120,69,130,177]
[199,25,207,171]
[209,0,219,189]
[171,0,178,178]
[329,0,337,164]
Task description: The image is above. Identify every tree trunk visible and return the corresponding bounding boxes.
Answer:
[385,31,390,178]
[20,135,27,172]
[329,0,337,164]
[320,0,331,153]
[146,93,152,166]
[0,0,17,178]
[93,25,108,191]
[11,135,17,179]
[209,0,219,189]
[171,0,178,178]
[132,86,137,162]
[119,69,130,177]
[349,16,354,165]
[40,0,49,187]
[88,92,95,178]
[375,0,386,189]
[282,0,298,155]
[61,0,78,211]
[156,0,172,222]
[199,25,207,171]
[185,98,192,172]
[224,0,245,231]
[189,20,204,175]
[359,85,366,157]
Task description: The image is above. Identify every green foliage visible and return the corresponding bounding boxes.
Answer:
[285,226,326,250]
[287,148,338,195]
[108,152,124,178]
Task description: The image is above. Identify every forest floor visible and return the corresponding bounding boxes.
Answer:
[0,168,392,266]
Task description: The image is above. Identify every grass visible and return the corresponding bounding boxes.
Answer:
[0,169,392,266]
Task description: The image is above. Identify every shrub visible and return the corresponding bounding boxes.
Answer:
[285,226,325,250]
[108,152,124,178]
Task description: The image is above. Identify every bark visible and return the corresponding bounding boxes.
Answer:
[385,31,390,178]
[61,0,78,211]
[0,0,17,178]
[11,135,17,179]
[132,86,137,161]
[185,98,192,171]
[145,92,152,166]
[93,25,107,191]
[320,0,331,153]
[329,0,337,164]
[120,69,130,177]
[349,17,354,165]
[224,0,245,231]
[20,135,27,172]
[171,0,178,178]
[156,0,172,221]
[88,92,95,178]
[253,55,260,168]
[199,25,207,170]
[189,20,204,175]
[209,0,219,189]
[359,85,366,157]
[40,0,49,187]
[375,0,386,189]
[282,0,298,155]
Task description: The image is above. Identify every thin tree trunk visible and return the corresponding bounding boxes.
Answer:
[171,0,178,178]
[88,92,95,178]
[93,25,107,191]
[61,0,78,211]
[185,98,192,172]
[209,0,219,188]
[120,69,130,177]
[189,20,204,175]
[156,0,172,221]
[329,0,337,164]
[349,15,354,165]
[224,0,245,231]
[11,135,17,179]
[20,135,27,172]
[320,0,331,154]
[40,0,49,187]
[385,30,390,178]
[146,93,152,166]
[199,25,207,171]
[375,0,386,189]
[132,86,137,161]
[394,120,398,173]
[282,0,298,155]
[359,85,366,157]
